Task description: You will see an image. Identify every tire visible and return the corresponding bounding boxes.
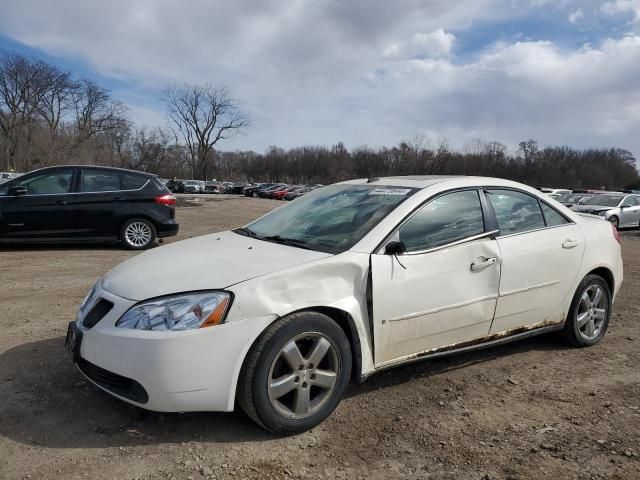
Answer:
[237,311,352,435]
[609,215,619,229]
[562,274,612,347]
[252,191,259,197]
[120,218,157,250]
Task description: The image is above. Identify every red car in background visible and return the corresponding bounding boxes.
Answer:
[270,185,300,200]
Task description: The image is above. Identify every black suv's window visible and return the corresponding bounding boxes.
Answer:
[487,189,546,235]
[122,173,148,190]
[4,169,74,195]
[399,190,485,252]
[80,169,121,192]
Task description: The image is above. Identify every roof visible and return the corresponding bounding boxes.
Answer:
[341,175,459,188]
[22,165,156,177]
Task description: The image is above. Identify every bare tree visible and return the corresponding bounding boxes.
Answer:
[0,51,58,170]
[72,78,127,141]
[162,83,248,179]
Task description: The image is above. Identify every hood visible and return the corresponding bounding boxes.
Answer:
[572,205,612,214]
[102,230,332,301]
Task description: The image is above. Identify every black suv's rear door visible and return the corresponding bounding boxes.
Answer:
[70,168,127,238]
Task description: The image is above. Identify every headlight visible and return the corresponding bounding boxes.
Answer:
[116,291,232,331]
[597,210,608,217]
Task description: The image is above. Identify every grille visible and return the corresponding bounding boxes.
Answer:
[82,299,114,329]
[77,357,148,404]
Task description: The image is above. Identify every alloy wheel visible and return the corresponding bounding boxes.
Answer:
[124,221,152,248]
[576,284,607,341]
[267,332,339,419]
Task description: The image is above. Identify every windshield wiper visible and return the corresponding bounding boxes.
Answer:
[258,235,315,250]
[233,227,258,238]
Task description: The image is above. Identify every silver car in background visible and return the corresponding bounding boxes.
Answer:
[572,193,640,229]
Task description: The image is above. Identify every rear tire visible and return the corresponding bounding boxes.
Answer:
[562,274,612,347]
[237,311,351,435]
[120,218,156,250]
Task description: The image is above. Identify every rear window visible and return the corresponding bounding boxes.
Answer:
[122,173,149,190]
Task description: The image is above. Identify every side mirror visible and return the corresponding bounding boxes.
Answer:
[8,186,27,196]
[385,240,406,255]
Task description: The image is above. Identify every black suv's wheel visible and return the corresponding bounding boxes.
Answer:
[120,218,156,250]
[237,311,352,434]
[563,274,612,347]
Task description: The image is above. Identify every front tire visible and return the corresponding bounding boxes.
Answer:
[563,274,612,347]
[609,215,619,229]
[120,218,156,250]
[237,312,351,434]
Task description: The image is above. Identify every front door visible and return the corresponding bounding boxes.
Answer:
[371,189,501,366]
[0,168,76,239]
[619,195,640,228]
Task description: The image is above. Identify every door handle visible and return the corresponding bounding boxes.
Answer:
[113,197,126,202]
[55,200,67,206]
[562,239,578,249]
[470,257,497,272]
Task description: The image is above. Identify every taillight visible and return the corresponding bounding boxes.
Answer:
[155,194,176,206]
[611,222,620,244]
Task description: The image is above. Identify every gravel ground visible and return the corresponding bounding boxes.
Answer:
[1,196,639,480]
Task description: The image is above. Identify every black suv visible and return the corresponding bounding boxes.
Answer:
[0,165,179,249]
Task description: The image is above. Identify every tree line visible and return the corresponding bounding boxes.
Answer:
[1,50,638,190]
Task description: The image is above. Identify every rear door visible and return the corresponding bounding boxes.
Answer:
[371,189,501,366]
[0,168,77,239]
[67,168,124,238]
[486,189,585,333]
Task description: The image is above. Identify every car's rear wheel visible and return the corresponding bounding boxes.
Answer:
[237,311,351,434]
[252,191,259,197]
[563,274,611,347]
[609,215,619,229]
[120,218,156,250]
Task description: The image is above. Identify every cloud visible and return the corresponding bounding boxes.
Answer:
[0,0,639,157]
[602,0,640,22]
[383,29,456,60]
[568,9,584,24]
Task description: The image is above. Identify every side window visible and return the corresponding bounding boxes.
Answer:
[122,173,148,190]
[487,189,546,235]
[622,196,638,207]
[540,203,570,227]
[17,170,74,195]
[80,170,121,192]
[399,190,485,252]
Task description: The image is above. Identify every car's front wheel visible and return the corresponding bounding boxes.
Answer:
[120,218,157,250]
[237,311,352,434]
[609,215,619,229]
[563,274,612,347]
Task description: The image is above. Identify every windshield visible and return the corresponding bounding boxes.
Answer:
[557,193,584,203]
[237,184,418,253]
[582,195,623,207]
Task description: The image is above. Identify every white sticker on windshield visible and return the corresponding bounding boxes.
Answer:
[369,188,411,196]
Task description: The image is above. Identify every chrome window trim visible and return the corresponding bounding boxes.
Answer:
[495,222,575,240]
[399,229,500,256]
[9,179,150,197]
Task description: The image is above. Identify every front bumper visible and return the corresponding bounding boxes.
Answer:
[72,286,276,412]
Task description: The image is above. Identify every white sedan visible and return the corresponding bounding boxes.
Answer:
[66,176,623,433]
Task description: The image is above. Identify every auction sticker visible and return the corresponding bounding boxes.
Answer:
[369,188,412,196]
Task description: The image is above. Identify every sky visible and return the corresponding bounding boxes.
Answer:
[1,0,640,156]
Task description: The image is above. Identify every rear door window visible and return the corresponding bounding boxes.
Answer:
[80,170,121,192]
[540,203,570,227]
[487,189,546,235]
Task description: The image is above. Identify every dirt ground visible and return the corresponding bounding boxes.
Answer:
[1,196,639,480]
